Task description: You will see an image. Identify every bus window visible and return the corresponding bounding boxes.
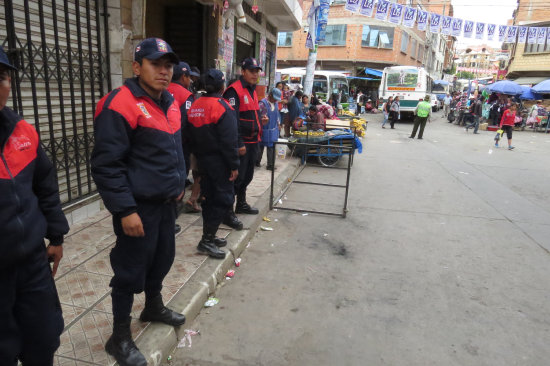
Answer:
[290,76,302,84]
[313,75,328,100]
[331,77,350,102]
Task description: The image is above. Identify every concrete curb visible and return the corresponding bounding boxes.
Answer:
[132,158,300,366]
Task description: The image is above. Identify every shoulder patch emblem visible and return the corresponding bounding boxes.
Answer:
[229,98,236,106]
[186,100,192,110]
[137,102,152,118]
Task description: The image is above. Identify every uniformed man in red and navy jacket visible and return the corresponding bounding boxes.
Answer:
[223,57,268,229]
[187,69,239,259]
[0,46,69,366]
[91,38,186,366]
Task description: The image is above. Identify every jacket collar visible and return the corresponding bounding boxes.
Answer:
[124,77,174,113]
[239,76,256,94]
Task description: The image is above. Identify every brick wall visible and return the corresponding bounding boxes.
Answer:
[515,0,550,24]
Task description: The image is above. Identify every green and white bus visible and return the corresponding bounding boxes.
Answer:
[378,66,433,119]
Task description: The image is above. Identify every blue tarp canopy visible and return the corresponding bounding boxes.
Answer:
[532,79,550,93]
[520,85,543,100]
[433,80,449,86]
[364,68,383,77]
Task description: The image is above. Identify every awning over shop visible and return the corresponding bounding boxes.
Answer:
[512,76,549,86]
[364,68,383,77]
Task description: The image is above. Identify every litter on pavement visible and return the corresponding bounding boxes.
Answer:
[177,329,200,348]
[225,269,235,278]
[260,226,274,231]
[235,258,242,266]
[262,216,271,222]
[204,297,219,307]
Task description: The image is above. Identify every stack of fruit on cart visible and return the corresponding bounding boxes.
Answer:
[351,118,367,137]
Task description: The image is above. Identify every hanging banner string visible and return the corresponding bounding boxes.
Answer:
[343,0,549,45]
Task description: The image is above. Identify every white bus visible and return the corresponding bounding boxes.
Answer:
[277,68,351,104]
[378,66,433,119]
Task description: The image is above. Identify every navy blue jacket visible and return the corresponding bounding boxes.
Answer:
[91,78,186,217]
[0,107,69,268]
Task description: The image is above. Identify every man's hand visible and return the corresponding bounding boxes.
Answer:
[47,244,63,277]
[238,146,246,156]
[176,190,185,202]
[261,115,269,126]
[121,212,145,237]
[229,170,238,181]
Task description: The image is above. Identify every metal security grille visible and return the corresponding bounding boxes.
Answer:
[0,0,111,205]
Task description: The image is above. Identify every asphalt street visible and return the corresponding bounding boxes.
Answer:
[168,111,550,366]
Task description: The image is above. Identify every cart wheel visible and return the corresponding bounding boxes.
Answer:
[318,147,341,167]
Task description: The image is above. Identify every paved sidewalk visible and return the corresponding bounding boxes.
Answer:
[53,155,297,366]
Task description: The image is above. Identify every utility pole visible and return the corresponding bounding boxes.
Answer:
[303,45,317,96]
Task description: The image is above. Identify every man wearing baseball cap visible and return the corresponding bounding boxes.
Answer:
[222,57,268,229]
[187,69,240,259]
[91,38,185,366]
[0,45,70,366]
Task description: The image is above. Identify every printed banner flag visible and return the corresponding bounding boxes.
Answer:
[518,26,528,43]
[487,24,496,41]
[345,0,360,13]
[506,26,518,43]
[316,0,330,42]
[537,27,547,45]
[388,3,403,24]
[451,18,463,37]
[527,27,537,44]
[375,0,390,21]
[475,22,485,40]
[546,27,550,46]
[402,6,416,28]
[463,20,474,38]
[417,9,428,31]
[441,16,452,35]
[498,25,507,42]
[430,13,442,33]
[359,0,375,17]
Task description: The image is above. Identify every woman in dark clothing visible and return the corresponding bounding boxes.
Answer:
[389,96,400,129]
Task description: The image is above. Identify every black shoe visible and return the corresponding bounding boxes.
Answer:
[266,165,276,171]
[214,237,227,247]
[255,162,261,167]
[175,224,181,234]
[417,137,423,140]
[235,201,259,215]
[139,295,186,326]
[105,319,147,366]
[409,136,414,138]
[222,211,243,230]
[197,236,226,259]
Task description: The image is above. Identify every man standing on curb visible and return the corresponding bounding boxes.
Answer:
[0,46,70,366]
[188,69,240,259]
[409,95,431,140]
[223,57,268,229]
[91,38,186,366]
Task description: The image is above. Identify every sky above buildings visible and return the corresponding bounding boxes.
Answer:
[452,0,518,48]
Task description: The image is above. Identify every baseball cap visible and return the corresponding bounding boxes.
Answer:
[190,67,201,78]
[270,88,282,101]
[424,95,430,101]
[134,38,178,64]
[0,46,17,71]
[241,57,262,70]
[203,69,225,86]
[172,61,191,81]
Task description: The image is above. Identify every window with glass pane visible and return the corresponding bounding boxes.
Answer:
[277,32,293,47]
[361,25,394,48]
[411,39,417,59]
[400,32,409,53]
[319,25,347,46]
[417,44,423,61]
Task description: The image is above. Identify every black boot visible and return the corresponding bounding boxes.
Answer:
[139,294,186,326]
[235,196,259,215]
[214,236,227,247]
[222,210,243,230]
[105,318,147,366]
[197,224,227,259]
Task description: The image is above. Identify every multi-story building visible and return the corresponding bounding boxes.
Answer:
[0,0,301,223]
[455,45,510,78]
[506,0,550,85]
[277,0,454,90]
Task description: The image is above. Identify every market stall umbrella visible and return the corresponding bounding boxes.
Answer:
[531,78,550,93]
[487,80,523,95]
[520,85,543,100]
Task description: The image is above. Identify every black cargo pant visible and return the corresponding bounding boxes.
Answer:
[199,156,235,228]
[0,246,64,366]
[234,142,259,201]
[110,201,176,322]
[410,116,428,138]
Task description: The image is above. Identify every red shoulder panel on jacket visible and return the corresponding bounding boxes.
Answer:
[0,120,39,179]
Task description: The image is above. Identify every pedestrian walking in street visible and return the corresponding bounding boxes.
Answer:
[390,96,400,129]
[497,103,517,150]
[91,38,186,366]
[257,88,282,170]
[0,45,70,366]
[443,93,452,118]
[187,69,240,259]
[465,96,484,134]
[381,96,393,128]
[409,95,431,139]
[223,57,269,228]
